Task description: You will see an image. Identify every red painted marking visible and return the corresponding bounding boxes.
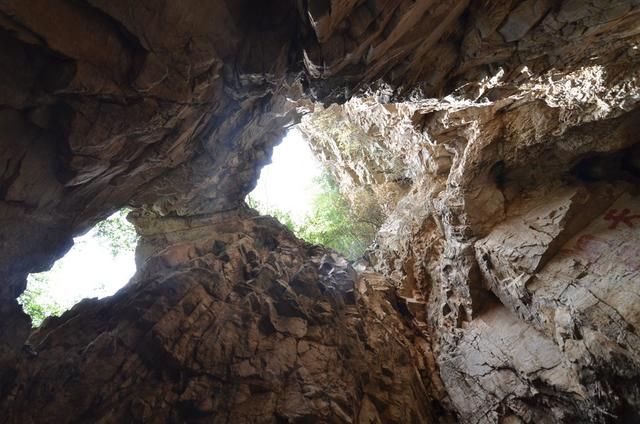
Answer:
[620,243,640,272]
[604,208,640,229]
[573,234,612,261]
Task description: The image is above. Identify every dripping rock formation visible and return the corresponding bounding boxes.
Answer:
[1,1,639,423]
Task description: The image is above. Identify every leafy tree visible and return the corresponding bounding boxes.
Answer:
[94,209,138,256]
[297,172,378,259]
[247,173,379,260]
[18,273,64,327]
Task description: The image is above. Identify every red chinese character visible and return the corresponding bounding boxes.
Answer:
[604,208,640,229]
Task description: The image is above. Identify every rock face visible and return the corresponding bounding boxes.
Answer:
[302,61,640,421]
[2,209,443,423]
[0,0,303,371]
[1,1,640,423]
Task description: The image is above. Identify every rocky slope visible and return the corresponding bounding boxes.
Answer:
[1,1,640,423]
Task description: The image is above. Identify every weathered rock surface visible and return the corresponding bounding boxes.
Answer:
[2,208,446,423]
[1,0,640,422]
[301,23,640,422]
[0,0,307,372]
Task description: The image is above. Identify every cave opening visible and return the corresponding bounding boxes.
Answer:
[247,128,322,227]
[19,209,138,327]
[246,127,380,260]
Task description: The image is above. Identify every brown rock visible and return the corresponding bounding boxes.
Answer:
[1,1,640,422]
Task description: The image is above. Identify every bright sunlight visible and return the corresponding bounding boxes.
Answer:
[249,128,322,225]
[22,128,379,327]
[247,128,380,260]
[19,210,137,326]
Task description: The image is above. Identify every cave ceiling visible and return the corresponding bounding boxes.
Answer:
[1,1,640,422]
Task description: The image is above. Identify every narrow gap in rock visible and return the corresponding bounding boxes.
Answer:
[18,209,138,327]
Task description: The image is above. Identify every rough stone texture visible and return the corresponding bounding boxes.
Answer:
[0,0,303,370]
[299,9,640,418]
[1,208,446,423]
[1,1,640,423]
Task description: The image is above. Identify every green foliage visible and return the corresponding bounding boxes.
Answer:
[246,194,296,232]
[94,209,139,256]
[246,194,259,210]
[271,209,296,232]
[296,172,377,259]
[18,273,63,327]
[247,173,378,260]
[19,209,138,327]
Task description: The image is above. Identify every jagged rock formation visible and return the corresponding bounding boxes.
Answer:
[302,50,640,422]
[2,208,443,422]
[1,1,639,423]
[0,0,303,372]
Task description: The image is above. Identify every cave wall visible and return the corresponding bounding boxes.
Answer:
[300,15,640,421]
[2,208,444,422]
[1,1,640,423]
[0,0,304,370]
[303,67,640,421]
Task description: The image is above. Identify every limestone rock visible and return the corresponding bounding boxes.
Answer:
[1,209,444,423]
[1,1,640,423]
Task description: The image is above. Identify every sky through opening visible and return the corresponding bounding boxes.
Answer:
[22,129,322,326]
[21,211,137,326]
[248,128,322,225]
